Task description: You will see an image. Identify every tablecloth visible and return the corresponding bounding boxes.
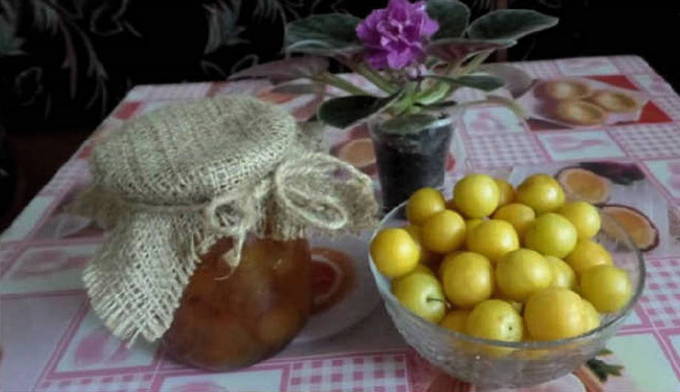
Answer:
[3,55,680,392]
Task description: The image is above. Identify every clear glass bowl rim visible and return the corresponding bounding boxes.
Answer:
[369,200,647,350]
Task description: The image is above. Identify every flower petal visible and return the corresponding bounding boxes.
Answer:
[356,0,439,70]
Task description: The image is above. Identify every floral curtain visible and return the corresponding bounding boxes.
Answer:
[0,0,399,132]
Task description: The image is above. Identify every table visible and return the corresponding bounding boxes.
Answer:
[2,55,680,392]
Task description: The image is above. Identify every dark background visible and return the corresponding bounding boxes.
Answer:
[1,0,679,230]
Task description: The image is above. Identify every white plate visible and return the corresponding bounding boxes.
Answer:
[292,234,381,344]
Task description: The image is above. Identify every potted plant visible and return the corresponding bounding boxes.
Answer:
[231,0,557,212]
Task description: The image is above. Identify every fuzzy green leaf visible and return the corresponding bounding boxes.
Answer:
[285,14,362,55]
[587,358,624,382]
[485,95,527,118]
[426,0,470,39]
[479,63,534,97]
[317,92,402,129]
[416,100,458,110]
[427,74,504,91]
[426,38,514,64]
[229,57,329,83]
[468,9,558,41]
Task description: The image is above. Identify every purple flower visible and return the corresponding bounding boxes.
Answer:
[356,0,439,70]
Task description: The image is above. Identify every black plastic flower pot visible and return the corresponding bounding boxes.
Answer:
[369,114,453,213]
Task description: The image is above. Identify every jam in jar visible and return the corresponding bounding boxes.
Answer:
[162,235,311,370]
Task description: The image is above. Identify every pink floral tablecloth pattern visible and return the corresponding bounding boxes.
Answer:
[3,56,680,392]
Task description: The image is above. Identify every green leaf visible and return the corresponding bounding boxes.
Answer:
[415,81,453,106]
[468,9,558,41]
[380,113,450,135]
[285,14,363,55]
[426,75,504,92]
[479,63,534,98]
[416,100,458,110]
[426,38,515,64]
[587,358,624,382]
[485,95,527,118]
[317,92,402,129]
[426,0,470,39]
[228,57,329,83]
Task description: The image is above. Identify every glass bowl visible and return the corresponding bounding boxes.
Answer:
[368,202,645,389]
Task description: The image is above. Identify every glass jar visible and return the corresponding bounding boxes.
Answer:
[162,235,311,371]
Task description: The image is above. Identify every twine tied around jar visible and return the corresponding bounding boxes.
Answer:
[68,95,378,344]
[182,151,374,271]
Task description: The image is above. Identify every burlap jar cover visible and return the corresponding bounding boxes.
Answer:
[70,95,378,345]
